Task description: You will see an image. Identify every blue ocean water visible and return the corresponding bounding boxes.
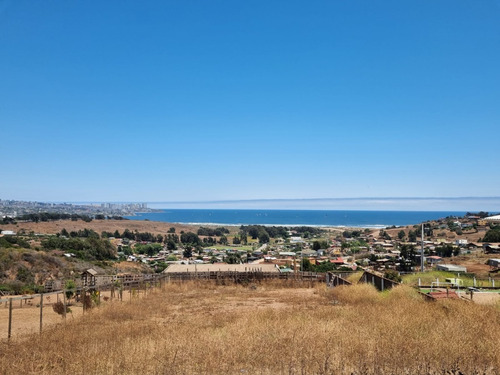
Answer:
[125,209,466,228]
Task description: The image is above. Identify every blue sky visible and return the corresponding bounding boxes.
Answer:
[1,1,499,210]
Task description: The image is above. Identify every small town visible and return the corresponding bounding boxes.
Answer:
[1,211,499,295]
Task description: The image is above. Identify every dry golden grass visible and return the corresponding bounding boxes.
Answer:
[1,281,499,374]
[2,219,203,237]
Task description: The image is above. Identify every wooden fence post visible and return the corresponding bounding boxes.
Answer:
[63,291,67,321]
[8,298,13,340]
[39,293,44,334]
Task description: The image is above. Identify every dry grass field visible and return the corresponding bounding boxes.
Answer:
[1,219,204,236]
[1,281,499,374]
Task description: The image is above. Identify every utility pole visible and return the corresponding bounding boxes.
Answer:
[421,223,425,272]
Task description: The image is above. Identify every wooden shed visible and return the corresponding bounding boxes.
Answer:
[81,268,98,288]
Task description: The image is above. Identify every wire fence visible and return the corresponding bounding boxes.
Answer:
[0,276,170,341]
[1,272,328,341]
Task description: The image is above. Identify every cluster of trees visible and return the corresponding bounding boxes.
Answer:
[134,243,163,256]
[291,226,324,238]
[100,229,163,243]
[312,240,329,250]
[0,236,31,249]
[239,225,291,243]
[342,239,369,254]
[17,213,94,223]
[342,230,366,239]
[41,237,116,260]
[60,228,99,239]
[482,227,500,242]
[197,227,230,236]
[300,258,350,273]
[434,244,460,258]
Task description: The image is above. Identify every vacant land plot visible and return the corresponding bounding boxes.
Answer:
[1,282,499,374]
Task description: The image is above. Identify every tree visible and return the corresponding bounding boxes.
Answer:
[483,228,500,242]
[399,244,417,272]
[408,230,417,242]
[384,270,402,283]
[181,232,201,245]
[168,227,176,233]
[183,246,193,258]
[435,244,454,258]
[65,280,76,300]
[239,231,248,245]
[398,230,405,240]
[258,232,270,244]
[301,258,314,272]
[167,240,177,250]
[225,254,241,264]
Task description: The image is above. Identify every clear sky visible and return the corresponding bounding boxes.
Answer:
[1,1,499,210]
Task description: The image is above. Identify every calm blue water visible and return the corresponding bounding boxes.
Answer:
[125,209,465,228]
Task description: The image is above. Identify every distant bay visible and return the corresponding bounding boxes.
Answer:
[125,209,466,228]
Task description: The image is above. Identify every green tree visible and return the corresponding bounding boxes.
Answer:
[65,280,76,300]
[258,232,270,244]
[301,258,314,272]
[219,235,228,245]
[483,228,500,242]
[398,230,406,240]
[183,246,193,258]
[384,270,402,283]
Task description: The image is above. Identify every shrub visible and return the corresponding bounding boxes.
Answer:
[52,301,71,316]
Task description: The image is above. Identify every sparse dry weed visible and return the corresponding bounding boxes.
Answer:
[0,281,498,374]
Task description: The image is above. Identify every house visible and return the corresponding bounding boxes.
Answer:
[455,239,468,246]
[484,215,500,224]
[426,255,443,265]
[330,257,344,265]
[299,249,318,257]
[163,263,280,274]
[436,264,467,273]
[487,259,500,268]
[0,230,15,236]
[484,244,500,254]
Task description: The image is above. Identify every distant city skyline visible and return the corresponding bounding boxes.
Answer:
[59,197,500,212]
[1,1,499,205]
[2,196,500,212]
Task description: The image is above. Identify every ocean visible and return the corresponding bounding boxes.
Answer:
[124,209,466,228]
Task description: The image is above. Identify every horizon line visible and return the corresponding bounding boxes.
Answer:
[66,196,500,204]
[3,196,500,205]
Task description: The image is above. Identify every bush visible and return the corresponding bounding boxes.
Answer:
[384,270,402,283]
[52,301,71,316]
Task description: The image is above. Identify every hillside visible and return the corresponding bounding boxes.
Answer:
[0,282,498,374]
